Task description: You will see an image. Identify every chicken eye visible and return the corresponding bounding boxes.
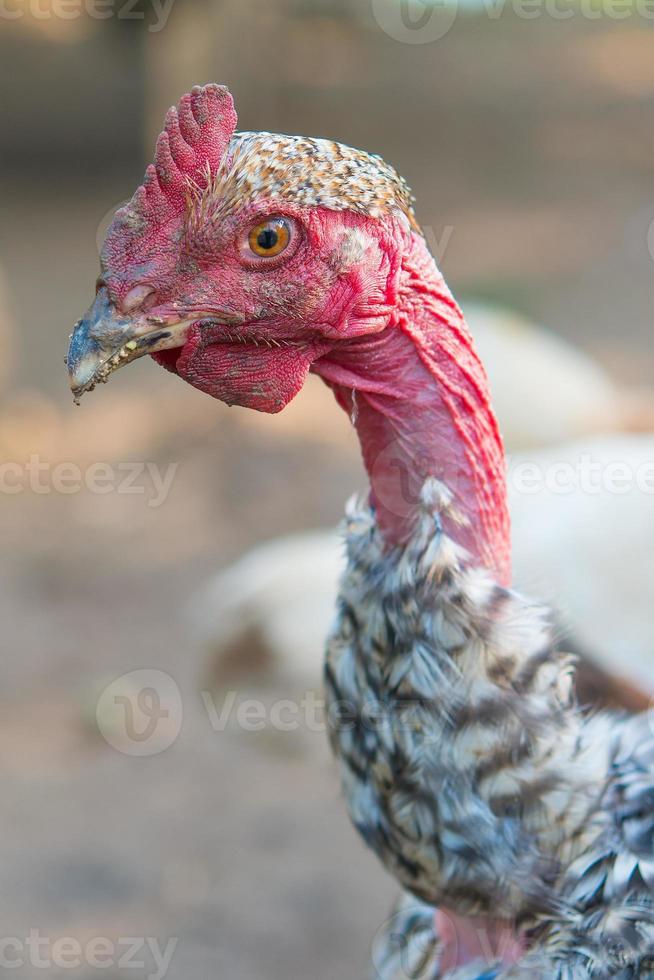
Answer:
[248,218,291,258]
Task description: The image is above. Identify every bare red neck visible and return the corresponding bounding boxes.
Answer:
[313,233,511,585]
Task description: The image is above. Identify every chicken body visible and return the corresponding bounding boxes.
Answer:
[335,484,654,977]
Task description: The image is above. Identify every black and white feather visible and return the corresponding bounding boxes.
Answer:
[325,480,654,978]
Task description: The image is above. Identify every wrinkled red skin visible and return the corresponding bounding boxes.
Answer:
[150,204,396,412]
[312,227,510,584]
[125,208,510,584]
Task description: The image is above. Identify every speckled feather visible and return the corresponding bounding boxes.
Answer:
[184,131,419,238]
[327,482,654,978]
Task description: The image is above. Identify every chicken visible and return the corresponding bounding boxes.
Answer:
[67,84,654,977]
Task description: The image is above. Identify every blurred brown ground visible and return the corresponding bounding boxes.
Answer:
[0,3,654,977]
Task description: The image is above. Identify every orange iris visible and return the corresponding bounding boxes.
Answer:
[248,219,291,258]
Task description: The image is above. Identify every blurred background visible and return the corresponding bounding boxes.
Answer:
[1,2,654,977]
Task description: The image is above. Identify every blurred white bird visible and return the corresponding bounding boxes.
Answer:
[467,303,654,447]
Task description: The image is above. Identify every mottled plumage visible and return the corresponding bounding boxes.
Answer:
[185,131,419,234]
[328,482,654,977]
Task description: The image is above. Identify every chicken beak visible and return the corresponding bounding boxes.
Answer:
[67,288,193,403]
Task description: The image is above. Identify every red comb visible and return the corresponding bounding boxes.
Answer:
[104,84,237,264]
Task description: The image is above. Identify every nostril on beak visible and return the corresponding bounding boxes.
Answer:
[122,284,156,313]
[67,286,195,402]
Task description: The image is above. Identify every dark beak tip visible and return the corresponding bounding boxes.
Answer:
[66,291,115,397]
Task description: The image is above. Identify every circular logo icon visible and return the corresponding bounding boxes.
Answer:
[368,429,461,524]
[96,669,183,757]
[95,199,130,257]
[647,218,654,263]
[371,0,458,45]
[647,695,654,739]
[371,901,445,979]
